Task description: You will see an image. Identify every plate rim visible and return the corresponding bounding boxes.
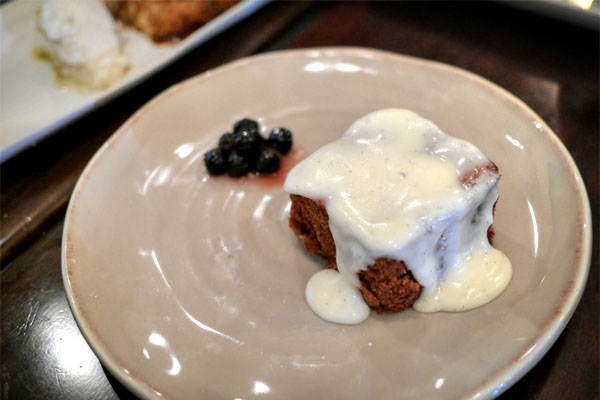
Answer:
[61,46,593,400]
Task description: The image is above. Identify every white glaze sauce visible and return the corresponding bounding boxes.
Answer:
[305,269,371,324]
[284,109,512,323]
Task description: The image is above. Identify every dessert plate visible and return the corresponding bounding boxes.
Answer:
[62,48,591,400]
[0,0,268,162]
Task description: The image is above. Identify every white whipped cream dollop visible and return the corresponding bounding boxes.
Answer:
[36,0,129,88]
[285,109,512,323]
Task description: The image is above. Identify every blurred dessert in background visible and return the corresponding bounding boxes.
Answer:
[35,0,129,89]
[105,0,240,41]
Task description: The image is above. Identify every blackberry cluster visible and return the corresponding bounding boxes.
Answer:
[204,118,293,177]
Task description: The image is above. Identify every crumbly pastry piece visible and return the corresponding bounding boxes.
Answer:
[288,195,336,260]
[36,0,129,89]
[105,0,239,41]
[289,194,423,313]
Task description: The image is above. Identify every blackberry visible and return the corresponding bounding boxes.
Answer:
[233,118,259,135]
[204,148,227,175]
[255,147,281,174]
[267,127,293,154]
[206,118,291,177]
[234,129,264,156]
[227,151,250,177]
[218,132,235,156]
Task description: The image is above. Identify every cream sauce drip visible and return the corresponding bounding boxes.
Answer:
[285,109,512,323]
[305,269,370,324]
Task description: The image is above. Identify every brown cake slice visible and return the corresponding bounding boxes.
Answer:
[289,194,422,313]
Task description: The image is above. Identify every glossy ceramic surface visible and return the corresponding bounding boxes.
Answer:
[0,0,268,162]
[62,48,591,400]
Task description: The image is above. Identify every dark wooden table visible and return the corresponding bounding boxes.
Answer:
[1,2,598,399]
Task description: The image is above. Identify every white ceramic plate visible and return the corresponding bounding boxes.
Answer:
[62,48,592,400]
[0,0,268,162]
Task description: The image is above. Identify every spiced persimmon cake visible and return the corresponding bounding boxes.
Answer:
[284,109,512,324]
